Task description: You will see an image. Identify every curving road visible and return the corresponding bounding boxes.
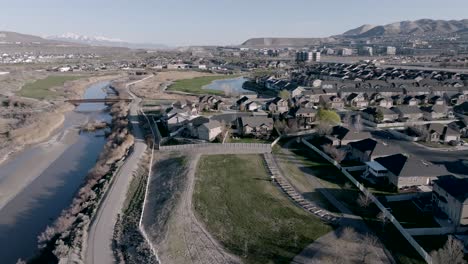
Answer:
[86,76,152,264]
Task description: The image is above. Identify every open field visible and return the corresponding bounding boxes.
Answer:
[18,75,83,99]
[167,75,239,95]
[193,154,332,264]
[129,71,213,100]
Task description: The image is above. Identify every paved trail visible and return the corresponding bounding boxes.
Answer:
[86,76,152,264]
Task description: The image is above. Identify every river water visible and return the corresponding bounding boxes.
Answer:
[0,82,111,263]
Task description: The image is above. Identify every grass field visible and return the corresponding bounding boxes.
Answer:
[167,75,239,95]
[193,154,332,264]
[18,75,82,99]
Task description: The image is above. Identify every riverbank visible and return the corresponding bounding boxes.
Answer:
[0,74,121,165]
[31,101,135,263]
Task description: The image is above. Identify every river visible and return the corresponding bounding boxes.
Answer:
[0,81,112,263]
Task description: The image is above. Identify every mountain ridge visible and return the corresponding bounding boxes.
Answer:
[242,19,468,47]
[46,33,169,50]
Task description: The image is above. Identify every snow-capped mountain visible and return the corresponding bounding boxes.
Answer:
[46,33,168,50]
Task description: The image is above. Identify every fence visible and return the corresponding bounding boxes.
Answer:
[387,129,422,142]
[159,142,272,152]
[407,226,468,236]
[384,193,428,202]
[342,165,367,172]
[363,118,456,128]
[301,138,433,264]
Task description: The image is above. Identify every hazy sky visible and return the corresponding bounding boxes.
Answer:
[0,0,466,46]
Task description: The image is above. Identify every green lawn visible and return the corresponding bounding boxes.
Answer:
[194,154,332,264]
[167,75,240,95]
[18,75,83,99]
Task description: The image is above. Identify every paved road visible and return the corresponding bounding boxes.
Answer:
[373,130,468,176]
[86,77,151,264]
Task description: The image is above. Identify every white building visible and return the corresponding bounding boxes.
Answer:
[386,46,397,55]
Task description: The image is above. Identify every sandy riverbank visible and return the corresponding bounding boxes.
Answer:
[0,74,121,165]
[0,128,80,211]
[0,75,121,210]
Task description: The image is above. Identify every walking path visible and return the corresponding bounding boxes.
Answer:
[86,76,152,264]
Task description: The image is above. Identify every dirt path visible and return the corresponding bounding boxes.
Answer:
[156,154,240,264]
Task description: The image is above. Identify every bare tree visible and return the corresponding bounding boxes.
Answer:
[353,114,363,132]
[340,227,358,242]
[431,236,466,264]
[377,211,389,231]
[357,193,373,208]
[323,144,347,163]
[361,234,379,263]
[315,123,333,136]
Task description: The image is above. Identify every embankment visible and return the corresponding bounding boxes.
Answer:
[29,101,134,264]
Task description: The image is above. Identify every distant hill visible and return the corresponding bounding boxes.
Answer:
[342,24,377,36]
[0,31,78,46]
[342,19,468,38]
[241,37,336,47]
[241,19,468,47]
[46,33,169,50]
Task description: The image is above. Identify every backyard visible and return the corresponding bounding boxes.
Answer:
[167,75,239,95]
[278,139,427,264]
[193,154,332,264]
[18,75,83,99]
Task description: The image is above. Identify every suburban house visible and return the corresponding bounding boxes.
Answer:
[266,97,289,113]
[348,138,401,162]
[199,95,225,111]
[237,116,274,138]
[422,105,454,120]
[235,96,250,111]
[197,120,223,141]
[245,101,261,112]
[319,95,344,109]
[346,93,369,108]
[432,175,468,227]
[391,106,424,121]
[448,118,468,138]
[450,93,466,106]
[426,123,461,143]
[361,107,399,123]
[375,97,393,108]
[367,154,448,189]
[326,126,372,146]
[295,107,317,128]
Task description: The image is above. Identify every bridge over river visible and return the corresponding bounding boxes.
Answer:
[66,98,132,105]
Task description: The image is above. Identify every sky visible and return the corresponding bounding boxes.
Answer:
[0,0,467,46]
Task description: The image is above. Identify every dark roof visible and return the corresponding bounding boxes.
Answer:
[374,154,447,178]
[349,138,401,157]
[331,126,372,141]
[392,106,423,115]
[240,116,273,128]
[434,175,468,203]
